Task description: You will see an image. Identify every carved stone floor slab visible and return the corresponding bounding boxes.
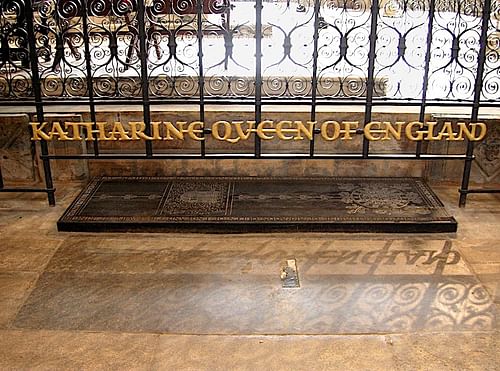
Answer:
[57,177,457,233]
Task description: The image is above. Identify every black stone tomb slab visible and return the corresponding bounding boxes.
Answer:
[57,177,457,233]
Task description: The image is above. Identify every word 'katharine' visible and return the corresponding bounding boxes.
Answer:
[30,121,488,142]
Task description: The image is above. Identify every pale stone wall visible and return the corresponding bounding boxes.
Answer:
[0,109,498,186]
[425,118,500,185]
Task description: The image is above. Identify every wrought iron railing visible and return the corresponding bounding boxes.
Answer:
[0,0,499,105]
[0,0,499,207]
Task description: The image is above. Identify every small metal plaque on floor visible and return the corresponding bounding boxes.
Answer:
[281,259,300,288]
[57,176,457,233]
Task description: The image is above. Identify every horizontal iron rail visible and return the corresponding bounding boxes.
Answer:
[0,0,497,208]
[460,189,500,194]
[2,99,500,108]
[41,153,470,160]
[0,188,55,193]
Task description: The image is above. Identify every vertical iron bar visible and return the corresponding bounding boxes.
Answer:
[416,0,435,157]
[255,0,262,157]
[25,0,55,205]
[81,0,99,156]
[362,0,379,158]
[137,0,153,157]
[197,0,206,157]
[310,0,321,158]
[459,0,491,207]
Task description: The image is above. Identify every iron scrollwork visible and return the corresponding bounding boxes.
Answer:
[482,0,500,101]
[316,0,372,98]
[0,0,32,98]
[146,0,199,97]
[374,0,430,99]
[427,0,483,101]
[203,0,255,97]
[31,0,88,98]
[261,0,315,98]
[86,0,142,98]
[0,0,497,103]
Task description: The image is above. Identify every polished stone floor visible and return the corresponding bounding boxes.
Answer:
[0,183,498,370]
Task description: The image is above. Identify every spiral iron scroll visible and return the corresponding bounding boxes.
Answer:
[85,0,141,98]
[202,0,255,97]
[374,0,430,99]
[0,0,497,102]
[261,0,315,98]
[30,0,87,97]
[482,0,500,101]
[146,0,199,97]
[427,0,483,100]
[0,0,32,98]
[316,0,372,98]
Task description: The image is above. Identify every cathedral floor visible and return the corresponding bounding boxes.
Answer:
[0,183,498,370]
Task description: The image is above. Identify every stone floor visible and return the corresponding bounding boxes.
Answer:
[0,182,498,370]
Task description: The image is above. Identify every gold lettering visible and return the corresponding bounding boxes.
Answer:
[294,121,315,140]
[424,122,440,140]
[436,122,459,141]
[30,122,50,141]
[406,122,424,141]
[382,122,404,141]
[163,121,185,140]
[110,122,131,140]
[212,121,235,142]
[48,122,70,141]
[79,122,98,141]
[256,120,274,140]
[473,123,487,141]
[234,121,255,141]
[129,122,154,140]
[188,121,205,141]
[342,122,359,140]
[95,122,114,140]
[458,122,487,141]
[320,121,341,141]
[275,121,294,140]
[364,122,383,141]
[151,122,162,140]
[28,119,487,144]
[64,122,83,141]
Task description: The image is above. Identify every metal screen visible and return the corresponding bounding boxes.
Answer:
[0,0,499,206]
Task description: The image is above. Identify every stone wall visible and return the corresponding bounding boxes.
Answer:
[86,110,424,178]
[425,118,500,185]
[0,109,498,187]
[0,114,38,182]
